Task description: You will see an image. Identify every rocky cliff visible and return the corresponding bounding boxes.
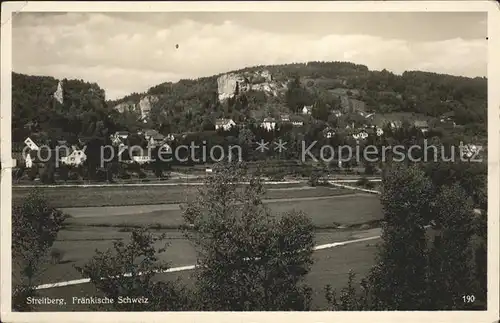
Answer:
[216,69,285,101]
[113,95,159,120]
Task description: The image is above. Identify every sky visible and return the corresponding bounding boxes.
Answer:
[12,11,487,100]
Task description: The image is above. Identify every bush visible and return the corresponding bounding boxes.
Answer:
[50,248,65,264]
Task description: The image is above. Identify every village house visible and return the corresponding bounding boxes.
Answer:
[302,105,313,115]
[331,109,342,118]
[261,117,277,131]
[290,115,304,127]
[24,137,40,151]
[280,114,290,123]
[462,144,481,159]
[348,98,367,115]
[147,132,166,148]
[132,155,152,165]
[215,118,236,131]
[376,127,384,137]
[144,129,159,141]
[25,152,34,168]
[165,133,175,141]
[414,120,430,133]
[390,120,403,129]
[323,127,335,139]
[111,131,129,146]
[439,111,456,127]
[60,146,87,166]
[358,130,369,140]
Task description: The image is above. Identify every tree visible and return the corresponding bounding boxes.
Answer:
[12,191,69,311]
[311,100,330,122]
[427,183,475,309]
[365,164,434,310]
[76,229,192,311]
[182,163,315,310]
[285,76,312,112]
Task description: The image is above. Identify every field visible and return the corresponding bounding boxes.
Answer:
[34,228,381,311]
[62,193,382,229]
[13,183,359,208]
[16,184,384,311]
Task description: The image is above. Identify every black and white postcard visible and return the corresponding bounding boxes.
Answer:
[1,1,499,323]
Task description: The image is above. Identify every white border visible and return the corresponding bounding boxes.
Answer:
[1,2,499,323]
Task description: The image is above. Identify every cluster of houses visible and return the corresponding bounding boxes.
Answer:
[21,128,175,168]
[110,129,173,164]
[22,137,88,168]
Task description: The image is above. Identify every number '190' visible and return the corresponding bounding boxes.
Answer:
[462,295,475,303]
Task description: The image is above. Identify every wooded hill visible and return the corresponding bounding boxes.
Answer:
[12,61,487,144]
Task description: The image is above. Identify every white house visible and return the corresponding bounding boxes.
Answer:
[331,109,342,118]
[261,117,277,131]
[24,137,39,151]
[462,144,480,158]
[323,127,335,139]
[148,133,166,148]
[158,142,173,154]
[215,118,236,131]
[111,131,129,146]
[390,121,403,129]
[302,105,313,115]
[60,146,87,166]
[280,114,290,123]
[358,131,369,140]
[132,155,152,164]
[25,153,33,168]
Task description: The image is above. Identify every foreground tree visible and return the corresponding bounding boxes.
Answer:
[366,164,434,310]
[326,163,486,310]
[427,183,475,309]
[183,163,315,310]
[76,229,192,311]
[12,191,68,311]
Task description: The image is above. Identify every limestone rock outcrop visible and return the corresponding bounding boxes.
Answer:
[113,95,159,120]
[216,69,285,102]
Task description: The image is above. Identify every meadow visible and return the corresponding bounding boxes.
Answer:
[19,184,384,311]
[13,183,357,208]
